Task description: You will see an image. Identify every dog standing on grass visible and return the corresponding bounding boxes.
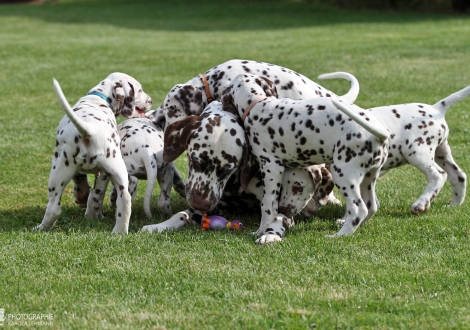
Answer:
[221,74,390,237]
[109,109,186,220]
[37,73,152,233]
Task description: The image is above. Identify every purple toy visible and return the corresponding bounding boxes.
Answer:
[202,214,246,230]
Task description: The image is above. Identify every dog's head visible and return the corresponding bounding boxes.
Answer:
[95,72,153,118]
[162,84,212,130]
[163,101,247,213]
[278,165,337,217]
[221,73,278,118]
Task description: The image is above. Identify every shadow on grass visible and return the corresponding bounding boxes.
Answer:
[0,0,464,33]
[0,204,172,233]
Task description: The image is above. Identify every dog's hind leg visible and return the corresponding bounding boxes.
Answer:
[435,141,467,206]
[359,167,381,226]
[72,173,90,208]
[85,174,109,220]
[105,161,132,234]
[328,168,369,237]
[36,165,77,231]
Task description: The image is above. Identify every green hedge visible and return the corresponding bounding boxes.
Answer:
[315,0,469,13]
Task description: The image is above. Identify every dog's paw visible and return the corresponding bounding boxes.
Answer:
[141,224,162,233]
[85,211,104,220]
[411,200,430,214]
[32,224,46,231]
[336,219,345,226]
[111,226,128,234]
[255,234,282,245]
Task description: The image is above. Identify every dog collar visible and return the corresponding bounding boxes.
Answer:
[242,95,267,121]
[87,91,112,108]
[199,74,213,103]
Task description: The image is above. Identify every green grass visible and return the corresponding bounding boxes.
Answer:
[0,0,469,328]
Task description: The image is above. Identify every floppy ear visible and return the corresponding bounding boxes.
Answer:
[239,137,260,191]
[146,106,166,130]
[121,82,136,117]
[173,85,204,116]
[258,76,278,98]
[112,81,135,117]
[163,115,202,163]
[221,92,238,116]
[312,166,335,206]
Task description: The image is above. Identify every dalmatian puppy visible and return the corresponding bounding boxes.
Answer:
[141,102,335,244]
[37,73,153,233]
[339,84,469,214]
[221,74,390,237]
[108,109,186,220]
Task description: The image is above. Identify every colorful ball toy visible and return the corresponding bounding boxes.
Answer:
[202,214,246,231]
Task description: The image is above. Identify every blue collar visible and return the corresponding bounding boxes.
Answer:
[87,91,112,108]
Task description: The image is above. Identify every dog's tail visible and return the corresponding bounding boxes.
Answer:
[331,99,389,142]
[317,72,360,103]
[53,78,95,137]
[433,85,470,113]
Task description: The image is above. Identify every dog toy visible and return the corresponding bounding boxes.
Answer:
[202,214,246,230]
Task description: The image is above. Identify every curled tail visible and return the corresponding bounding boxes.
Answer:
[433,85,470,113]
[318,72,360,103]
[53,78,94,137]
[331,99,389,142]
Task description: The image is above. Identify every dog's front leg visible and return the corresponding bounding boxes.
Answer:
[156,163,174,217]
[255,162,285,237]
[409,159,447,214]
[255,214,293,244]
[141,209,196,233]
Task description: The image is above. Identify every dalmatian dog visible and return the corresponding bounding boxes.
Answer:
[332,83,469,214]
[141,102,335,244]
[108,109,186,220]
[157,59,356,206]
[221,74,390,237]
[36,73,153,233]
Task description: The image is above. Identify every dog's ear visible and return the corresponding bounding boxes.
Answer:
[239,137,260,191]
[113,81,135,117]
[173,85,204,116]
[311,166,335,207]
[221,92,238,116]
[163,115,201,163]
[258,76,278,98]
[146,106,166,130]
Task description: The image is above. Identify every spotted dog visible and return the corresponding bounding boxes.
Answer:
[157,59,356,206]
[141,102,335,244]
[108,109,186,220]
[350,84,468,213]
[222,74,390,237]
[37,73,153,233]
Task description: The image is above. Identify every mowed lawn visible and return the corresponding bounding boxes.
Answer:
[0,0,469,328]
